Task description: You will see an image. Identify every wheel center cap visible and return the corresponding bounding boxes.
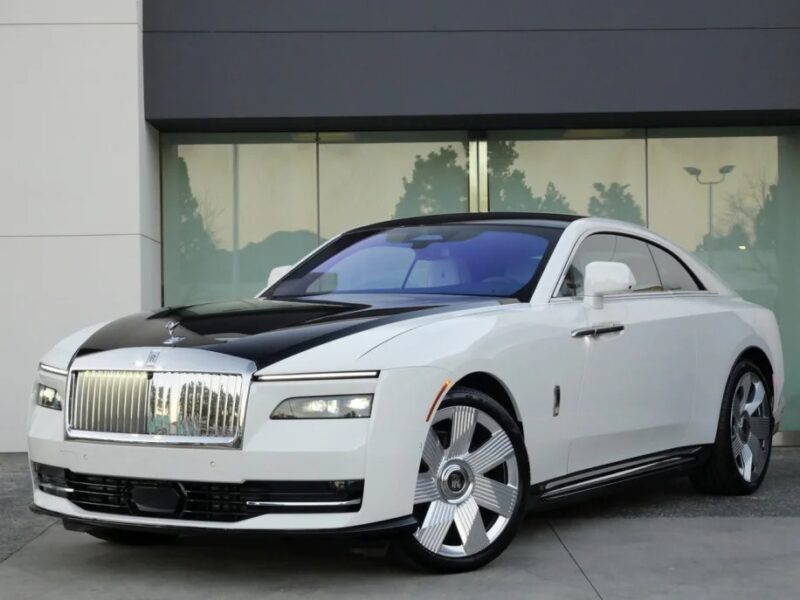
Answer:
[439,461,473,502]
[447,471,465,492]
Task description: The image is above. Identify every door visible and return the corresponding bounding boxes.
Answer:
[515,300,590,484]
[559,233,699,473]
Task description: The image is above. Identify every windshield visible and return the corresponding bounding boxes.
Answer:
[267,224,562,300]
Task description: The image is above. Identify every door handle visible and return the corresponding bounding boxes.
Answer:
[571,323,625,338]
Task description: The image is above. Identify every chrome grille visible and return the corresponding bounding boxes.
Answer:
[68,370,244,444]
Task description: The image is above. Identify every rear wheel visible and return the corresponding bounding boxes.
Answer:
[393,387,529,573]
[691,360,773,495]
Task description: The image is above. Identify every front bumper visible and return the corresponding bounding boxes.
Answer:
[30,504,418,538]
[28,365,448,532]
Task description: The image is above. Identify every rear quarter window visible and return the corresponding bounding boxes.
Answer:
[648,244,702,292]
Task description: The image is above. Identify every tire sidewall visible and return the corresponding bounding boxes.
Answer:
[716,360,773,492]
[396,386,530,573]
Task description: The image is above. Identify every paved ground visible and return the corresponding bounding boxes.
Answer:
[2,450,799,599]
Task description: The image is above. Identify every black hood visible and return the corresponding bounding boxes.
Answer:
[76,294,511,369]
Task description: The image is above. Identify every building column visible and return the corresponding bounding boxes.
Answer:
[0,0,159,451]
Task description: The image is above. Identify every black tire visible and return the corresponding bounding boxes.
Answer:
[691,359,773,495]
[84,526,177,545]
[392,386,529,573]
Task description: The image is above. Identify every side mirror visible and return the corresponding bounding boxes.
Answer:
[267,265,292,288]
[583,261,636,308]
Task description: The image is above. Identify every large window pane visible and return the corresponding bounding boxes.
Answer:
[487,130,647,225]
[161,134,318,305]
[318,132,469,239]
[159,127,800,433]
[648,128,800,430]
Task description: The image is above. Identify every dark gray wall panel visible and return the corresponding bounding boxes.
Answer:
[144,0,800,32]
[144,27,800,130]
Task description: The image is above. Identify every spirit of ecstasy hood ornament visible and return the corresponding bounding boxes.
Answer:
[163,320,186,346]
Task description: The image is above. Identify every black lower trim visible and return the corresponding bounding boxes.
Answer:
[30,504,417,539]
[529,445,711,509]
[33,464,364,522]
[150,110,800,135]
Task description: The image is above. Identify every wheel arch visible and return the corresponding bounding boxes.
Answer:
[452,371,523,435]
[736,346,775,403]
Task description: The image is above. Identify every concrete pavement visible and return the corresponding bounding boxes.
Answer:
[1,450,799,599]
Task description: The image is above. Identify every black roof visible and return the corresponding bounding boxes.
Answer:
[352,212,584,232]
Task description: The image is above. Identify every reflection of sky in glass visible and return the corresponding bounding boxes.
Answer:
[648,136,777,251]
[178,143,317,251]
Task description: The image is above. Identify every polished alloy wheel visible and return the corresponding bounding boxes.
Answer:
[413,404,519,558]
[730,371,771,483]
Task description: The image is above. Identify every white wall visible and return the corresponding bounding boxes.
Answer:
[0,0,159,451]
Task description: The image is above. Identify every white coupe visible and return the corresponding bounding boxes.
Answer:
[29,213,784,572]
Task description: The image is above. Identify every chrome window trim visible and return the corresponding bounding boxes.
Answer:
[550,290,717,305]
[39,363,68,377]
[549,229,710,301]
[254,370,380,382]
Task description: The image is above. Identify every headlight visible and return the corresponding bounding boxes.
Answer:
[271,395,373,419]
[36,384,63,411]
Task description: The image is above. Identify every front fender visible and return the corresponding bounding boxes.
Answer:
[361,309,508,370]
[364,366,451,523]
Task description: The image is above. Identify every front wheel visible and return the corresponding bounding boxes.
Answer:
[393,387,529,573]
[691,360,773,495]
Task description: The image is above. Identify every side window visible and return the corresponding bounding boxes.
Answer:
[558,234,615,297]
[649,244,702,292]
[611,236,662,292]
[558,234,662,297]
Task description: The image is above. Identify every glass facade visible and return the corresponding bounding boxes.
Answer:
[318,132,469,239]
[161,132,468,305]
[161,133,318,305]
[487,130,647,223]
[161,127,800,430]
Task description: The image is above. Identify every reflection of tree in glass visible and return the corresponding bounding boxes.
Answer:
[393,141,576,216]
[163,147,319,305]
[394,146,468,218]
[699,177,776,257]
[238,231,320,293]
[753,182,779,250]
[587,182,644,225]
[162,149,229,304]
[695,177,782,314]
[488,141,573,214]
[696,223,750,252]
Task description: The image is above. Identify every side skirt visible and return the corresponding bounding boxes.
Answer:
[529,445,711,509]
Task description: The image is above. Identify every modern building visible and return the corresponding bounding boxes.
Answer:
[2,0,799,450]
